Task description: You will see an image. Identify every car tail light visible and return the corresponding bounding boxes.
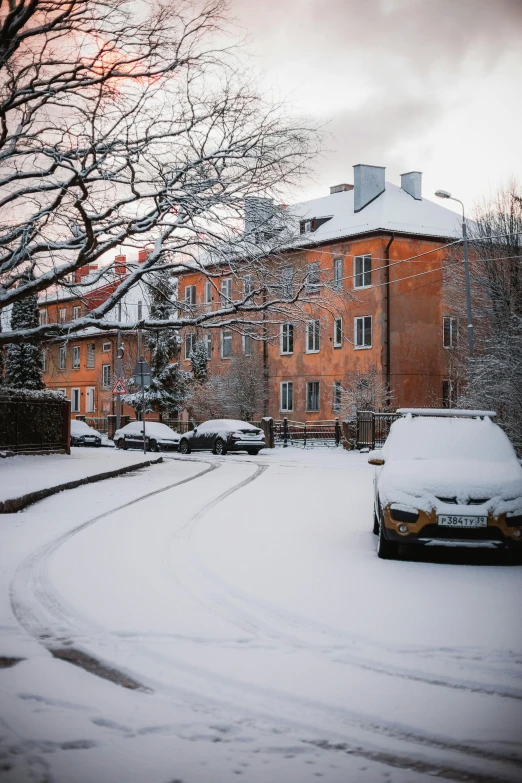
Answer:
[229,431,241,440]
[390,507,419,523]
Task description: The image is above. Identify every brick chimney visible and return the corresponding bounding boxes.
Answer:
[74,265,90,283]
[138,249,148,264]
[400,171,422,200]
[114,254,127,276]
[353,164,385,212]
[329,183,354,195]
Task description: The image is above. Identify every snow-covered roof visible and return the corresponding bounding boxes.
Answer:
[292,182,463,245]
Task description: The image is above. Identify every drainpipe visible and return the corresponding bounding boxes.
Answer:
[384,233,395,403]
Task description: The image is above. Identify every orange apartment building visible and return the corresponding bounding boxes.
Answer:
[176,165,463,421]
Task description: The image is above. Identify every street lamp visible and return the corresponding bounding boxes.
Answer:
[435,190,474,355]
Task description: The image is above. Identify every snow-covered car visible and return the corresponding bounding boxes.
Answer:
[178,419,265,456]
[369,409,522,559]
[70,419,102,447]
[113,421,180,452]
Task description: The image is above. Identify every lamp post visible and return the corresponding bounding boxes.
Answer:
[435,189,474,355]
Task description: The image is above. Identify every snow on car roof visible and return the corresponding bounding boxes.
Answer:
[397,408,497,418]
[198,419,259,431]
[385,414,517,463]
[70,419,97,434]
[116,421,179,437]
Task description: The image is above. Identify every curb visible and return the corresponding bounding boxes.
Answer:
[0,456,164,514]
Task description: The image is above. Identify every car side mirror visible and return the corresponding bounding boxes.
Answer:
[193,428,197,435]
[368,450,385,466]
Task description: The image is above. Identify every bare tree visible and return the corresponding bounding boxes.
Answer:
[188,352,267,421]
[443,182,522,450]
[338,365,392,422]
[0,0,323,346]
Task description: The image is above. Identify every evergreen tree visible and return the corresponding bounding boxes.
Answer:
[190,339,209,384]
[5,274,44,390]
[123,270,190,417]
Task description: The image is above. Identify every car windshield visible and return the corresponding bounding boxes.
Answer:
[385,416,517,463]
[70,420,95,434]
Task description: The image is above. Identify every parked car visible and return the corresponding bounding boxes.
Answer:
[70,419,102,447]
[178,419,265,455]
[369,409,522,559]
[113,421,180,452]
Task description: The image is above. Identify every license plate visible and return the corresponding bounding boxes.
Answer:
[438,515,487,528]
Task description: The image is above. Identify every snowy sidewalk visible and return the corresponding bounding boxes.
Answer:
[0,448,163,512]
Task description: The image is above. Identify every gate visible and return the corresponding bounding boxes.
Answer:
[273,419,341,448]
[356,411,399,450]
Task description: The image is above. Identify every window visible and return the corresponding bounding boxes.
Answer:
[72,345,80,369]
[102,342,111,353]
[204,280,213,304]
[244,274,254,296]
[185,285,196,306]
[306,319,320,352]
[57,388,66,397]
[137,300,143,319]
[221,278,232,306]
[300,219,312,234]
[334,317,343,348]
[221,329,232,358]
[306,381,320,412]
[443,316,457,348]
[72,305,80,320]
[306,262,320,293]
[204,333,212,358]
[281,323,294,355]
[41,350,47,372]
[354,255,372,288]
[59,345,66,370]
[280,266,294,298]
[185,333,195,360]
[280,381,293,412]
[59,307,67,323]
[102,364,111,388]
[71,388,80,413]
[442,379,458,409]
[86,343,95,369]
[242,333,253,356]
[86,387,95,413]
[39,309,48,325]
[333,258,343,290]
[354,316,372,349]
[333,380,342,412]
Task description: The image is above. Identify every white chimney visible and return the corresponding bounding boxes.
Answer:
[353,164,385,212]
[401,171,422,200]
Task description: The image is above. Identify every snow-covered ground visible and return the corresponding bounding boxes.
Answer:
[0,447,521,783]
[0,448,155,504]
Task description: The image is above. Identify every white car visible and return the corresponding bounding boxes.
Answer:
[369,409,522,559]
[113,421,181,452]
[70,419,102,447]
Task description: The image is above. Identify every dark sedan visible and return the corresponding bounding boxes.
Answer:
[179,419,265,455]
[70,419,102,447]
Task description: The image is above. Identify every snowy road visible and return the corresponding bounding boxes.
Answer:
[1,449,522,783]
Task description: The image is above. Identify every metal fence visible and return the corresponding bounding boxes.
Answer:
[356,411,399,449]
[82,416,109,433]
[273,419,341,448]
[1,398,70,453]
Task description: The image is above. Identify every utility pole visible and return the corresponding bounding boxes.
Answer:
[116,303,122,429]
[435,190,474,355]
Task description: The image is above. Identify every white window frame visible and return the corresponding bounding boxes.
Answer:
[333,380,342,413]
[57,387,66,397]
[242,333,253,356]
[72,305,80,320]
[306,319,320,353]
[185,285,196,306]
[333,317,343,348]
[353,254,372,289]
[443,316,457,349]
[59,307,67,323]
[204,280,213,304]
[102,342,111,353]
[102,364,111,389]
[137,300,143,319]
[39,309,48,325]
[280,381,293,412]
[185,333,195,360]
[72,345,80,369]
[280,323,294,355]
[244,274,254,296]
[221,278,232,306]
[71,388,81,413]
[333,258,343,290]
[86,343,95,369]
[221,329,232,359]
[59,345,66,370]
[41,349,47,372]
[306,381,320,412]
[204,333,212,358]
[280,266,294,299]
[306,262,320,294]
[354,316,372,349]
[86,386,96,413]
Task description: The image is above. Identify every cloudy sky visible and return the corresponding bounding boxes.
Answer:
[231,0,522,209]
